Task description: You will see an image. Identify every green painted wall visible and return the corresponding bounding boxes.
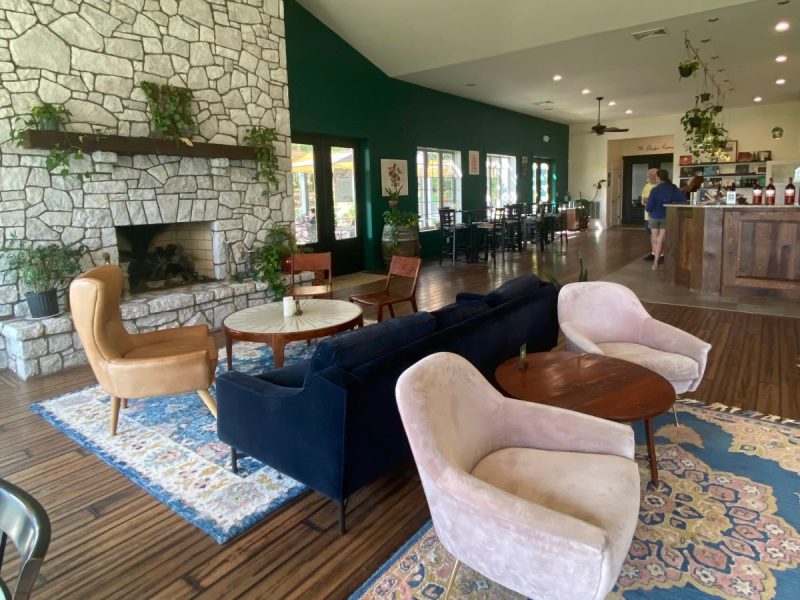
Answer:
[284,1,569,270]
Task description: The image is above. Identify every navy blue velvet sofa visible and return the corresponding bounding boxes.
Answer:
[216,274,558,533]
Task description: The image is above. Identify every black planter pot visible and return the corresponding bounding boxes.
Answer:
[26,289,59,318]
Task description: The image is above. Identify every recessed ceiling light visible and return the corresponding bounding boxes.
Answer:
[464,83,477,87]
[717,68,726,72]
[708,17,719,23]
[775,21,790,32]
[581,88,591,95]
[775,55,788,62]
[553,74,563,81]
[711,55,719,60]
[776,78,787,84]
[754,96,763,102]
[625,109,633,114]
[701,38,711,43]
[608,100,616,106]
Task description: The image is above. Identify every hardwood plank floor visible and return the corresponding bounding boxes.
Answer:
[1,228,797,599]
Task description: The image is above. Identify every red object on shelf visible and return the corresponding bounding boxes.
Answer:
[765,178,776,206]
[786,179,796,206]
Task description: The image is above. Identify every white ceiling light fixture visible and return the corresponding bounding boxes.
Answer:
[775,21,790,32]
[553,74,563,81]
[754,96,763,102]
[608,100,616,106]
[776,78,786,85]
[581,88,591,95]
[775,55,788,62]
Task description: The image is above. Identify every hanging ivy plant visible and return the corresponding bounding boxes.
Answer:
[243,126,280,194]
[140,82,196,145]
[10,102,92,182]
[678,59,699,79]
[681,97,728,161]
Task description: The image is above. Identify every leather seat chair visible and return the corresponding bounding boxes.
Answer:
[396,352,640,600]
[70,265,218,436]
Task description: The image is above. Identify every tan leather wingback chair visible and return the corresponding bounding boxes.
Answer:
[70,265,218,436]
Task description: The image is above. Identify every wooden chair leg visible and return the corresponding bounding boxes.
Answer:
[410,297,418,313]
[388,303,395,318]
[377,305,384,322]
[121,398,128,409]
[197,389,218,418]
[443,558,461,600]
[110,396,121,436]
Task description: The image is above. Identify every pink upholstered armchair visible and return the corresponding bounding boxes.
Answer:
[557,282,711,407]
[396,352,640,600]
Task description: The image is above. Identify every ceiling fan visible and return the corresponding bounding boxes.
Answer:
[590,97,629,135]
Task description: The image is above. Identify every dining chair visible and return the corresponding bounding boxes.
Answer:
[503,204,523,251]
[0,478,51,600]
[289,252,333,299]
[486,207,507,261]
[70,265,218,436]
[349,256,421,321]
[438,208,469,268]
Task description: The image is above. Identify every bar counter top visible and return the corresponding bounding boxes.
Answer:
[666,204,800,298]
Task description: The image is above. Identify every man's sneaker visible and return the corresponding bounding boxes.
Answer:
[658,255,665,265]
[644,253,656,261]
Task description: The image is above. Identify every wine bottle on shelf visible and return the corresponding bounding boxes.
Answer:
[765,178,776,205]
[786,178,796,206]
[752,181,763,205]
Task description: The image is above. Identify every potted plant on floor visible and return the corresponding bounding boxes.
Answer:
[380,185,420,269]
[2,242,86,317]
[575,198,591,230]
[250,224,303,298]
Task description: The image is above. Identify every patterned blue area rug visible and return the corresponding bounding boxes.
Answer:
[352,400,800,599]
[31,342,311,544]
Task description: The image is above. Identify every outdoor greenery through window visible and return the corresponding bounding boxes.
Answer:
[486,154,517,208]
[532,160,553,211]
[416,148,462,229]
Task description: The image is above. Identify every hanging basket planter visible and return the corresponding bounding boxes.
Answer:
[699,92,711,103]
[678,60,699,78]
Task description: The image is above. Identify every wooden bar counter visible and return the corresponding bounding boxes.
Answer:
[666,205,800,298]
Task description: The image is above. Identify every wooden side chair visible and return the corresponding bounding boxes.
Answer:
[289,252,333,299]
[349,256,422,321]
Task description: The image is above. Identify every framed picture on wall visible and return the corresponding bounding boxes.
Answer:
[737,151,754,162]
[380,159,408,195]
[679,155,693,166]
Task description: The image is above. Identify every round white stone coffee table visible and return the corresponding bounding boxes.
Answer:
[222,298,363,370]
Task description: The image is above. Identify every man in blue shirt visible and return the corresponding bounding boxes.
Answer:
[645,169,687,270]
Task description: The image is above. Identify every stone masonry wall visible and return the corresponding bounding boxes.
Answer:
[0,0,293,318]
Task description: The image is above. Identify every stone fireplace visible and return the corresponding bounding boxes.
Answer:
[0,0,295,378]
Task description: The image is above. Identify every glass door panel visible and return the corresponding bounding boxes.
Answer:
[292,143,318,245]
[631,163,648,205]
[331,146,357,240]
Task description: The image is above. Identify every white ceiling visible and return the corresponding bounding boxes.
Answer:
[297,0,800,124]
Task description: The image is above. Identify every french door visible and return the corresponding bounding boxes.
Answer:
[291,136,363,274]
[622,154,673,225]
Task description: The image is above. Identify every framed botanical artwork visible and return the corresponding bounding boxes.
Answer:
[679,155,693,166]
[757,150,772,161]
[722,140,738,162]
[380,159,408,196]
[737,151,753,162]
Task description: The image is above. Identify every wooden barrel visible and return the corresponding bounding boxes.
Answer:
[381,225,420,268]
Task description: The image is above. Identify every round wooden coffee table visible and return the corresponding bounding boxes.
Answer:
[223,299,363,370]
[495,351,675,485]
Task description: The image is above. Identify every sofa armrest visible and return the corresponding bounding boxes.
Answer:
[498,396,635,460]
[559,322,604,355]
[455,291,486,303]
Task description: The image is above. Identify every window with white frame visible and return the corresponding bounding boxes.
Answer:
[416,148,462,229]
[486,154,517,208]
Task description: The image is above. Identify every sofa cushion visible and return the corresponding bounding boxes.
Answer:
[597,342,700,382]
[308,312,436,379]
[485,273,545,306]
[431,300,491,330]
[456,274,546,307]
